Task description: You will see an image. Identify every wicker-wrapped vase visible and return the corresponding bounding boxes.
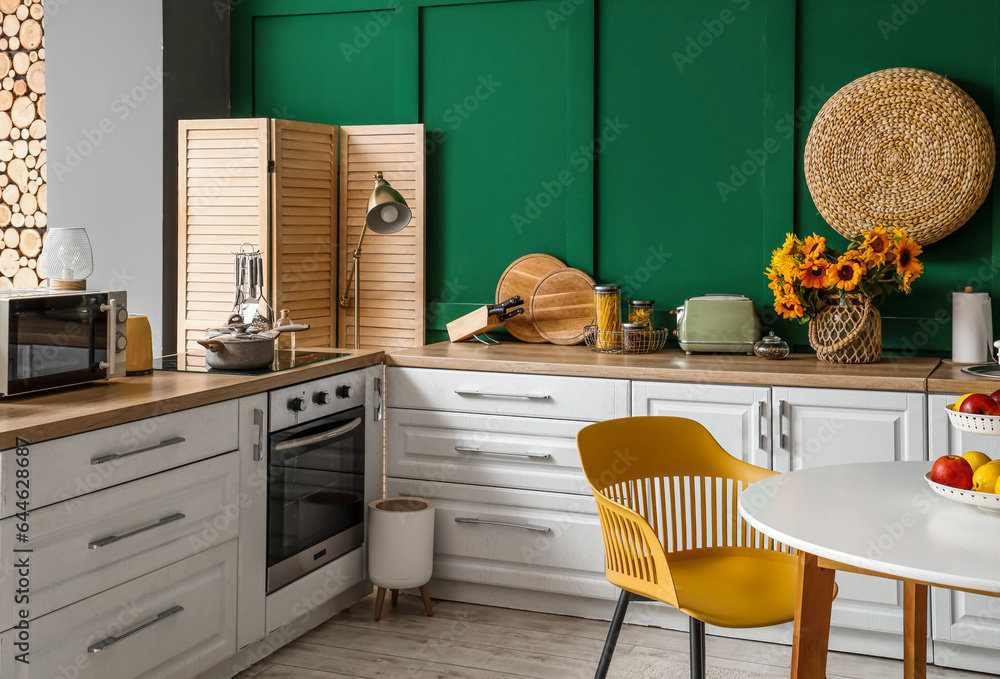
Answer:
[804,67,995,246]
[808,295,882,364]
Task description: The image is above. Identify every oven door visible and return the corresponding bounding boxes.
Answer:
[267,405,365,593]
[2,292,113,395]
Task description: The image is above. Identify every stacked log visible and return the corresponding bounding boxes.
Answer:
[0,0,43,289]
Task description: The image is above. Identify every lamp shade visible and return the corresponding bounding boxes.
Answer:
[365,172,411,234]
[38,228,94,289]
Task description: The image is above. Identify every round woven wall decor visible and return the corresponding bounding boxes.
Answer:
[804,67,995,246]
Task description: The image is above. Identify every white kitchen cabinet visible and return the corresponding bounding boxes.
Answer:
[927,392,1000,674]
[384,367,627,618]
[236,394,268,651]
[631,381,771,468]
[772,386,927,660]
[0,540,237,679]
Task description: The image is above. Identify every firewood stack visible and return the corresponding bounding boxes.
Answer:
[0,0,44,289]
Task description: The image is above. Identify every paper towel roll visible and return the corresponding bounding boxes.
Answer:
[952,290,993,363]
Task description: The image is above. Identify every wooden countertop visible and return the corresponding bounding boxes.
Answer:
[386,342,941,392]
[927,362,1000,394]
[0,349,383,449]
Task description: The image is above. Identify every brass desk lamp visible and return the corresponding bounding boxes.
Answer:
[339,172,412,349]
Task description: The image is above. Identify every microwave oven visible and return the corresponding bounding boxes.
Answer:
[0,289,128,397]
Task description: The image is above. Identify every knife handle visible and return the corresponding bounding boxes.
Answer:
[499,308,524,322]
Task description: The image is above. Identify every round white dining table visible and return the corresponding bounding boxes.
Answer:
[739,460,1000,679]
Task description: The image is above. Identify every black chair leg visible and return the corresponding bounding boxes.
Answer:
[594,589,632,679]
[689,616,706,679]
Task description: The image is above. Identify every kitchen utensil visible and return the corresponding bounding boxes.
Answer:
[924,472,1000,514]
[674,294,761,355]
[528,268,596,345]
[125,314,154,375]
[495,254,566,343]
[197,324,309,371]
[952,287,993,363]
[583,325,668,354]
[446,298,525,342]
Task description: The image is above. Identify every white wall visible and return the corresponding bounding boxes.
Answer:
[46,0,164,354]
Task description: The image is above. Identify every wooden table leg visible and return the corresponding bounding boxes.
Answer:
[791,552,837,679]
[904,580,928,679]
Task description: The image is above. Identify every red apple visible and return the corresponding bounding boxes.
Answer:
[958,393,1000,416]
[931,455,974,490]
[990,389,1000,405]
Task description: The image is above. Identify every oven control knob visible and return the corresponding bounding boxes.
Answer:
[115,332,128,352]
[335,385,353,399]
[288,397,307,413]
[314,391,330,405]
[116,305,128,324]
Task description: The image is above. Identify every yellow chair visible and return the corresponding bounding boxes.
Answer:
[577,416,808,679]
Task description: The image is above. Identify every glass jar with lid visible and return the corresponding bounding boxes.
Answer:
[627,300,654,328]
[593,284,622,350]
[753,331,789,359]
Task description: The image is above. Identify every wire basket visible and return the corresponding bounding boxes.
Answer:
[583,325,668,354]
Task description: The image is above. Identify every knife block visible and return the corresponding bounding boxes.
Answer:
[446,306,505,342]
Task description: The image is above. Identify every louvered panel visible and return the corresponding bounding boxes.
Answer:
[177,119,269,356]
[339,125,425,350]
[270,119,339,349]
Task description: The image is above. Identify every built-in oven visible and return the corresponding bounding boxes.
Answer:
[267,372,366,594]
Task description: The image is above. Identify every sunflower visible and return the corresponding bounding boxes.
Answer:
[770,251,798,282]
[894,236,923,278]
[802,233,826,259]
[798,259,830,288]
[774,293,805,320]
[826,256,863,291]
[861,227,892,267]
[781,232,802,255]
[898,271,916,294]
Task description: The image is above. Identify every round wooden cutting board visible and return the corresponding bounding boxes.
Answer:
[495,253,566,343]
[529,268,596,345]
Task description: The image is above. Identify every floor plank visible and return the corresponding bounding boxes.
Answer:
[244,593,998,679]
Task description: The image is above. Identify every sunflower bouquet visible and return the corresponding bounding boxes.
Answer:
[766,227,923,322]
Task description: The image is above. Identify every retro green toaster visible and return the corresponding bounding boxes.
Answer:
[674,294,761,355]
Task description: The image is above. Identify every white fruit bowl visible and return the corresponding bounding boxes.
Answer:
[946,404,1000,435]
[925,473,1000,514]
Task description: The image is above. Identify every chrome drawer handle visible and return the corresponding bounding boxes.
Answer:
[89,513,186,549]
[454,389,550,400]
[88,605,184,654]
[455,517,551,533]
[454,446,551,460]
[275,417,362,452]
[91,437,186,466]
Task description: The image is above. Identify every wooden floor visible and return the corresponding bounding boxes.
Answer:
[238,593,995,679]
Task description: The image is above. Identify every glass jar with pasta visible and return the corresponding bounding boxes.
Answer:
[593,284,622,350]
[627,299,654,328]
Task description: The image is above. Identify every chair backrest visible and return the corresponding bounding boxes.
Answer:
[577,417,791,602]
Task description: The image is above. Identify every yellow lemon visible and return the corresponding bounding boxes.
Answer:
[972,460,1000,494]
[963,450,992,472]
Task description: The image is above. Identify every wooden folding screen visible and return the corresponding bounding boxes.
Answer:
[338,125,426,350]
[178,119,424,358]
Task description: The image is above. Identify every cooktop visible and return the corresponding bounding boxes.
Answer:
[154,349,351,376]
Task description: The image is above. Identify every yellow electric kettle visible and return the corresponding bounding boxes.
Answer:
[126,314,153,375]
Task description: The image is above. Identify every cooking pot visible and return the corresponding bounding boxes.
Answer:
[205,313,260,339]
[196,324,309,371]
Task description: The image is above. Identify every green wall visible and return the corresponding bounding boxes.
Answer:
[232,0,1000,355]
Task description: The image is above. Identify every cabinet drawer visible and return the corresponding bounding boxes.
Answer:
[387,408,590,494]
[0,540,237,679]
[387,367,629,421]
[0,453,239,631]
[386,479,612,600]
[0,400,239,517]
